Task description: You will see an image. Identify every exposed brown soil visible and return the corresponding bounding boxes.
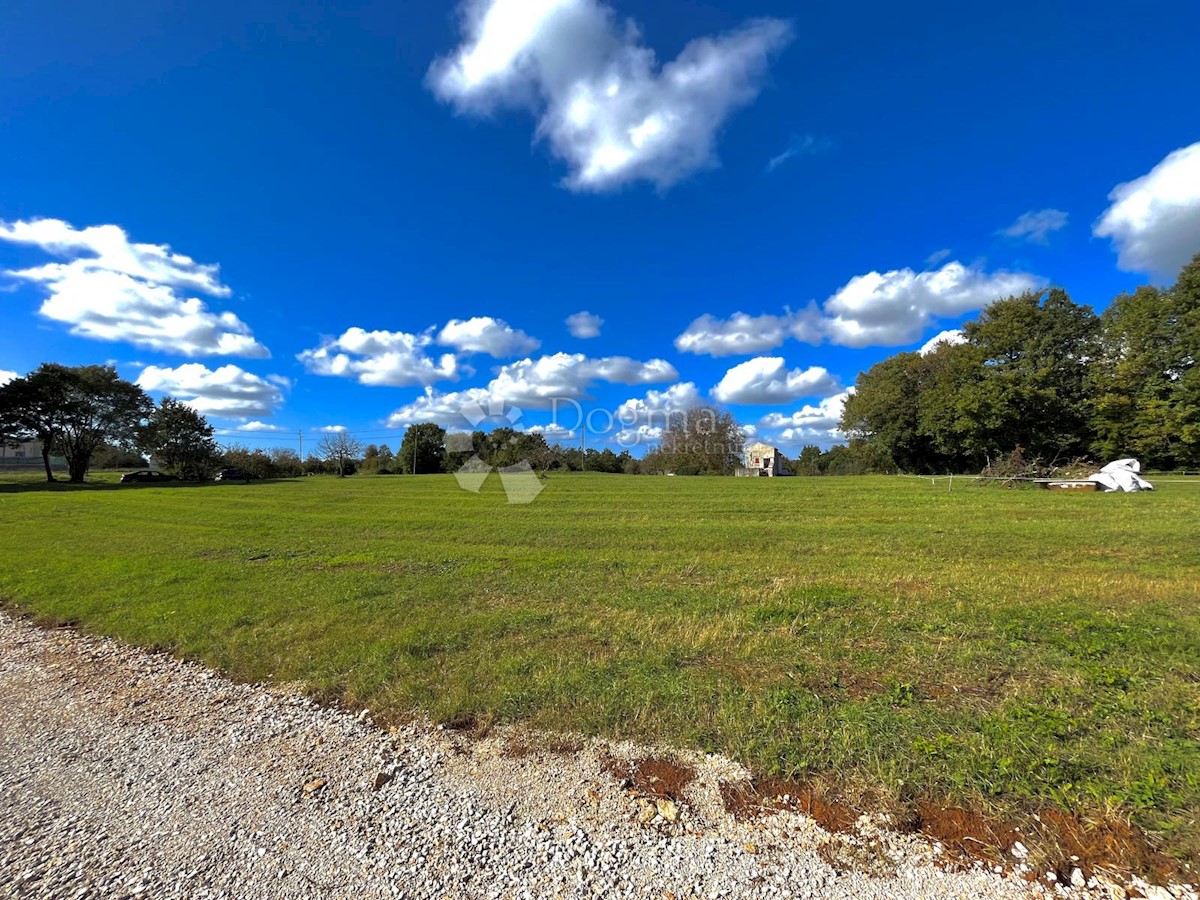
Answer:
[1037,810,1186,885]
[720,783,1189,888]
[822,671,880,700]
[719,777,858,833]
[925,669,1011,702]
[912,805,1187,885]
[441,711,495,739]
[600,755,695,801]
[502,734,585,759]
[912,802,1021,864]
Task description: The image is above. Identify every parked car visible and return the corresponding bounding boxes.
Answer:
[215,467,261,482]
[120,470,179,484]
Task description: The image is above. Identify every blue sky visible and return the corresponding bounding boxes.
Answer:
[2,0,1199,454]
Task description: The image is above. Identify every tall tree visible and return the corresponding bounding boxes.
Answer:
[139,397,221,480]
[840,352,924,471]
[377,443,395,472]
[1092,255,1200,467]
[318,431,363,477]
[961,288,1100,459]
[7,365,153,483]
[914,341,990,470]
[794,445,823,476]
[0,364,71,482]
[844,289,1101,472]
[360,443,383,475]
[652,406,744,475]
[399,423,447,474]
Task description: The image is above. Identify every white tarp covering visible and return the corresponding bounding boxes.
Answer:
[1089,458,1154,492]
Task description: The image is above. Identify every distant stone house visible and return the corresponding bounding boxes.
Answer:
[736,442,791,477]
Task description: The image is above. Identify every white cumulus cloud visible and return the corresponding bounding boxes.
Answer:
[488,352,677,407]
[0,369,18,386]
[919,329,966,355]
[237,421,288,433]
[613,423,665,446]
[0,218,268,358]
[611,382,702,445]
[1095,142,1200,279]
[674,307,822,357]
[437,316,539,357]
[759,389,852,445]
[525,423,576,441]
[566,310,604,339]
[822,261,1043,348]
[616,381,702,426]
[386,388,493,428]
[298,327,465,387]
[677,261,1041,353]
[137,364,286,420]
[711,357,840,405]
[428,0,792,191]
[315,425,348,433]
[387,351,677,426]
[1000,208,1068,244]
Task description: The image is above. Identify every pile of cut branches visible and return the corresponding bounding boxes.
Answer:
[978,447,1096,487]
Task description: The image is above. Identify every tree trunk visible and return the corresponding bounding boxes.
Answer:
[41,443,55,483]
[67,454,88,483]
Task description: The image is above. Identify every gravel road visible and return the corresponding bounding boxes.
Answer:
[0,611,1178,899]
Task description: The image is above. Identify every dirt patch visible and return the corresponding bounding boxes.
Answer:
[909,804,1187,886]
[719,778,858,834]
[601,756,695,801]
[440,711,494,739]
[825,671,879,700]
[721,786,1188,885]
[502,734,584,759]
[1038,810,1186,886]
[926,670,1011,702]
[913,802,1020,865]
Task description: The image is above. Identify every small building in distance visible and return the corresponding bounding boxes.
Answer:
[1,440,43,461]
[0,439,66,471]
[736,442,791,477]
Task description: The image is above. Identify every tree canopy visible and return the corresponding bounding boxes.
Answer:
[139,397,222,481]
[318,431,363,477]
[398,423,448,474]
[643,406,744,475]
[0,364,153,482]
[842,255,1200,472]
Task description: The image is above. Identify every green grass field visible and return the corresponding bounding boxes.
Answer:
[2,472,1198,871]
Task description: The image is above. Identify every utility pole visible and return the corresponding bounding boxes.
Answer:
[298,430,303,461]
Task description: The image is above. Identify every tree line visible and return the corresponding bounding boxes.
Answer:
[837,254,1200,474]
[0,366,724,482]
[0,364,366,482]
